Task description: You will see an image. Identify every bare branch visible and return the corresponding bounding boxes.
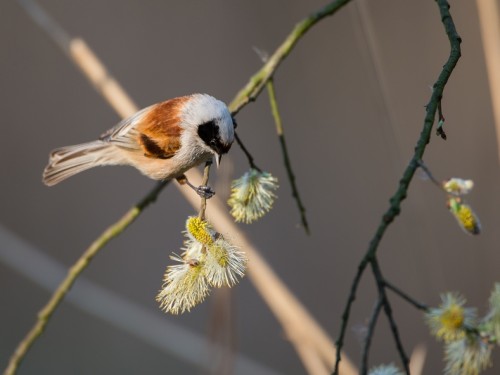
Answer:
[332,0,462,373]
[4,180,169,375]
[371,259,410,374]
[384,280,429,312]
[266,79,310,234]
[229,0,352,114]
[360,298,383,375]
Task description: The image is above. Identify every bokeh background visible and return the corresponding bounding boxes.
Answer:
[1,0,499,374]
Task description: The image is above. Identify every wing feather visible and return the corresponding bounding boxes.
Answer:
[98,97,188,159]
[135,97,187,159]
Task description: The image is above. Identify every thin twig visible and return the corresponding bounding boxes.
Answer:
[333,255,370,374]
[384,280,429,312]
[381,297,409,375]
[229,0,352,114]
[4,180,169,375]
[371,259,410,374]
[234,132,261,172]
[416,159,442,188]
[266,79,310,234]
[332,0,461,373]
[417,160,466,197]
[360,298,383,375]
[198,161,212,220]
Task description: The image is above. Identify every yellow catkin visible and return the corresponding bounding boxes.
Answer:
[209,243,229,267]
[440,304,465,330]
[457,205,479,234]
[448,197,481,235]
[186,217,214,245]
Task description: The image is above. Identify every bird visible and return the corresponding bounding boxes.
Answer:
[43,93,236,197]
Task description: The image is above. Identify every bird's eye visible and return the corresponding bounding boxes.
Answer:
[232,117,238,129]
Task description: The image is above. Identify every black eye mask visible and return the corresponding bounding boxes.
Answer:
[198,120,231,154]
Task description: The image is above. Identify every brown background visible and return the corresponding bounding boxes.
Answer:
[1,0,499,374]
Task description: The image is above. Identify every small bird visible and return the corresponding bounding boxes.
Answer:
[43,93,236,196]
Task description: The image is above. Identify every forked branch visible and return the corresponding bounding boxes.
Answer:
[333,0,461,373]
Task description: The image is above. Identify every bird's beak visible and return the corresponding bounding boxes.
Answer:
[216,154,222,168]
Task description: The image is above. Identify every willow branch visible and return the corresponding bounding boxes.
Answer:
[384,280,429,312]
[266,79,310,234]
[229,0,352,114]
[234,132,262,172]
[198,162,212,220]
[417,159,442,188]
[360,297,383,375]
[333,0,461,373]
[371,258,410,374]
[4,180,169,375]
[333,255,369,374]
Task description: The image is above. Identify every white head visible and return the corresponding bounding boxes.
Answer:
[180,94,236,165]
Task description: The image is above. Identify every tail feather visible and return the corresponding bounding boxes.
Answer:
[43,141,123,186]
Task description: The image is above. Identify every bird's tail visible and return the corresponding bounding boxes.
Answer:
[43,141,123,186]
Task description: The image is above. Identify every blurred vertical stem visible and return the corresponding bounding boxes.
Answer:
[266,79,310,234]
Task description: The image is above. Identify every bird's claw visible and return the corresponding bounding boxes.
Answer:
[177,175,215,199]
[195,185,215,199]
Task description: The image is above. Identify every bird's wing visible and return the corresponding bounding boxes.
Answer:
[101,97,187,159]
[99,106,152,150]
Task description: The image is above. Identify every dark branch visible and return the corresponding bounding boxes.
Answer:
[333,256,371,373]
[234,132,262,172]
[384,280,429,312]
[332,0,461,373]
[371,259,410,374]
[360,298,383,375]
[266,79,310,234]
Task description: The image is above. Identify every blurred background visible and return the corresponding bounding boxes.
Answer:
[1,0,500,374]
